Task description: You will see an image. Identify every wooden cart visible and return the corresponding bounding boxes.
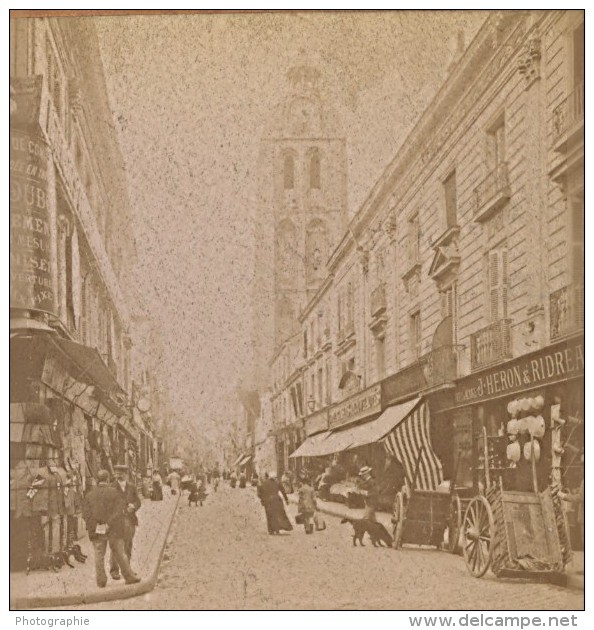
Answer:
[392,447,461,551]
[461,428,571,582]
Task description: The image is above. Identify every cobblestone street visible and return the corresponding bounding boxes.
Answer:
[60,484,584,611]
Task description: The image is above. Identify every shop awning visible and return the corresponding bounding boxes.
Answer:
[238,455,252,466]
[233,453,246,467]
[289,431,332,458]
[48,336,123,394]
[290,397,422,457]
[334,397,422,451]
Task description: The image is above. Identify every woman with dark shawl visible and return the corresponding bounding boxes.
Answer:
[257,473,293,535]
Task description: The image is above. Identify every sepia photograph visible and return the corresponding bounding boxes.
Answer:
[8,7,585,615]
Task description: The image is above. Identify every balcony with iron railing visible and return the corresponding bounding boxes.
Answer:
[470,319,512,371]
[474,162,510,222]
[550,283,584,341]
[419,345,464,390]
[552,83,584,149]
[370,283,387,317]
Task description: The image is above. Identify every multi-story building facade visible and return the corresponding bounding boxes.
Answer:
[269,10,583,543]
[9,17,166,570]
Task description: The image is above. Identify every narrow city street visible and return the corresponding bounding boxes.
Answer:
[61,484,583,611]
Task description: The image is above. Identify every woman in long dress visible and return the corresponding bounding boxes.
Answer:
[151,471,163,501]
[257,473,293,534]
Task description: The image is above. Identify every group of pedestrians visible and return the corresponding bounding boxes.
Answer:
[256,472,325,536]
[82,464,142,588]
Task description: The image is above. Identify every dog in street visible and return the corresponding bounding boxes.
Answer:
[341,517,393,547]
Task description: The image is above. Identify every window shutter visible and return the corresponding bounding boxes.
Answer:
[501,248,508,319]
[488,250,500,321]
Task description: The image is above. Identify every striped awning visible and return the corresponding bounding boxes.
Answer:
[233,453,246,467]
[382,399,443,491]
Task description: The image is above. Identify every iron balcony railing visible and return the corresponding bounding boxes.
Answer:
[552,83,584,145]
[419,345,464,389]
[370,283,387,317]
[474,162,510,221]
[550,283,584,341]
[470,319,512,371]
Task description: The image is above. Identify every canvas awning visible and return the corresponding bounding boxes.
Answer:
[233,453,246,467]
[289,397,422,457]
[289,431,332,458]
[238,455,252,467]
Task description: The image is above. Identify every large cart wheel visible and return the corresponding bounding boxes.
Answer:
[392,491,405,549]
[448,493,462,554]
[462,496,495,578]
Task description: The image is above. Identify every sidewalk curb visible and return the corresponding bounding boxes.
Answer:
[289,495,584,592]
[10,495,181,610]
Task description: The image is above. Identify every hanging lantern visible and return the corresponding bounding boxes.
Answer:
[507,400,520,418]
[507,418,520,435]
[524,439,541,462]
[529,415,546,439]
[533,395,545,411]
[507,437,521,463]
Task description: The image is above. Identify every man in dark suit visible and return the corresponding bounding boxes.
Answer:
[109,464,141,581]
[82,469,140,587]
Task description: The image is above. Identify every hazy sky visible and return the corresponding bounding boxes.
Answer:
[92,10,486,436]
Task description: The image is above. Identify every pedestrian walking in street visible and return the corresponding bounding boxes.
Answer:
[281,470,294,494]
[167,469,181,496]
[213,476,220,492]
[110,464,141,581]
[296,475,317,534]
[239,470,247,488]
[82,469,140,587]
[151,470,163,501]
[229,471,237,488]
[358,466,378,523]
[257,472,293,535]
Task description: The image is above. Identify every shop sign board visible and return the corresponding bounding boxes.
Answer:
[381,362,426,407]
[329,384,381,430]
[10,78,55,315]
[305,408,328,436]
[453,337,584,406]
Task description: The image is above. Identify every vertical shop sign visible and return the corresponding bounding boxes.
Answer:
[10,77,56,314]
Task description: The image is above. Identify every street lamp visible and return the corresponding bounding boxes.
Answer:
[307,395,315,413]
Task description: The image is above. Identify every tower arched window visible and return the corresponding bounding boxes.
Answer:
[283,153,295,189]
[309,149,321,189]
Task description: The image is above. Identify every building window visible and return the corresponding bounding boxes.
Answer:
[440,283,458,343]
[570,194,584,284]
[309,149,321,189]
[325,358,332,404]
[487,246,508,321]
[443,170,458,228]
[318,367,323,405]
[572,21,584,90]
[347,282,354,329]
[283,153,295,189]
[46,39,64,122]
[408,213,420,262]
[487,117,505,173]
[410,310,421,359]
[375,336,385,380]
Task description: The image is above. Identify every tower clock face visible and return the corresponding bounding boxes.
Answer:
[289,97,321,135]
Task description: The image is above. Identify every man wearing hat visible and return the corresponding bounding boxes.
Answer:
[82,470,140,587]
[110,464,141,581]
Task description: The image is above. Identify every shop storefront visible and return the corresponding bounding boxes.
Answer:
[441,334,584,548]
[10,333,127,571]
[290,374,446,510]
